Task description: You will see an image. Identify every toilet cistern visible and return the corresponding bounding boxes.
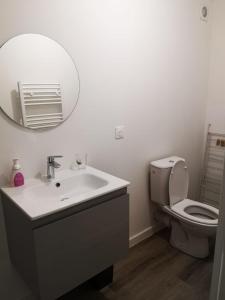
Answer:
[47,155,63,180]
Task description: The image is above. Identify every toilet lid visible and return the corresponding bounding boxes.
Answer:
[169,160,189,207]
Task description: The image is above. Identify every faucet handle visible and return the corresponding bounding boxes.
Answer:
[47,155,63,162]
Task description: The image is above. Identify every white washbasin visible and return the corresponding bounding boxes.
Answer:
[25,173,108,202]
[1,166,130,220]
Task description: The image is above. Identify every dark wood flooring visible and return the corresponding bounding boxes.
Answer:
[59,229,213,300]
[103,230,212,300]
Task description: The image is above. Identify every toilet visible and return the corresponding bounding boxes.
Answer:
[150,156,219,258]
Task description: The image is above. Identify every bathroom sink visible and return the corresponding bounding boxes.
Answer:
[1,166,129,220]
[25,173,108,201]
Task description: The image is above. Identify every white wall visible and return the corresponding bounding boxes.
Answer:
[206,0,225,133]
[0,0,211,244]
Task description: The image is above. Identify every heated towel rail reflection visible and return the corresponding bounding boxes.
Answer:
[18,82,63,129]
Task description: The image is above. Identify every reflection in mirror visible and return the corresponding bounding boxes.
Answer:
[0,34,80,130]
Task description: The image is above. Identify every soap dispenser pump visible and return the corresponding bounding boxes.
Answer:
[10,159,24,187]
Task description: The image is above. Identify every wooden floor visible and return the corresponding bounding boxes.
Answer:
[102,230,213,300]
[60,229,213,300]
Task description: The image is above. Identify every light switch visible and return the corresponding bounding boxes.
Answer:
[115,126,125,139]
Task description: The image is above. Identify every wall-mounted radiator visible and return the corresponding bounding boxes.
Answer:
[200,125,225,208]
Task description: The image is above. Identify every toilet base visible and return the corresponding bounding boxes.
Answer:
[170,219,209,258]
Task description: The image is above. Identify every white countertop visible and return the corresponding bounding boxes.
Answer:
[1,166,130,220]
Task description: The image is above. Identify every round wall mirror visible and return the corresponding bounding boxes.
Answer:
[0,34,80,130]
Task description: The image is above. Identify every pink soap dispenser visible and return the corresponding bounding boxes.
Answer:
[10,159,24,187]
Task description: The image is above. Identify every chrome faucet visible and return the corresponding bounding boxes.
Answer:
[47,155,63,180]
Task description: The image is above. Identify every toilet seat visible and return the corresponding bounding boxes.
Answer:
[171,199,218,225]
[169,160,189,207]
[169,160,219,225]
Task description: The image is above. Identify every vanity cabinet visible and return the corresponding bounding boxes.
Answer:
[2,188,129,300]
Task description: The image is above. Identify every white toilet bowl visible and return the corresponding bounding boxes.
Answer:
[162,200,218,258]
[150,157,219,258]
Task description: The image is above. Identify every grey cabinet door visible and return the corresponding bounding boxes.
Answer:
[34,194,129,300]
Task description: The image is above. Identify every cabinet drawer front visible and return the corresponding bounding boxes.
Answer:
[34,194,129,300]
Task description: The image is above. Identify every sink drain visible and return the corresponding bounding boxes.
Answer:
[60,197,70,202]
